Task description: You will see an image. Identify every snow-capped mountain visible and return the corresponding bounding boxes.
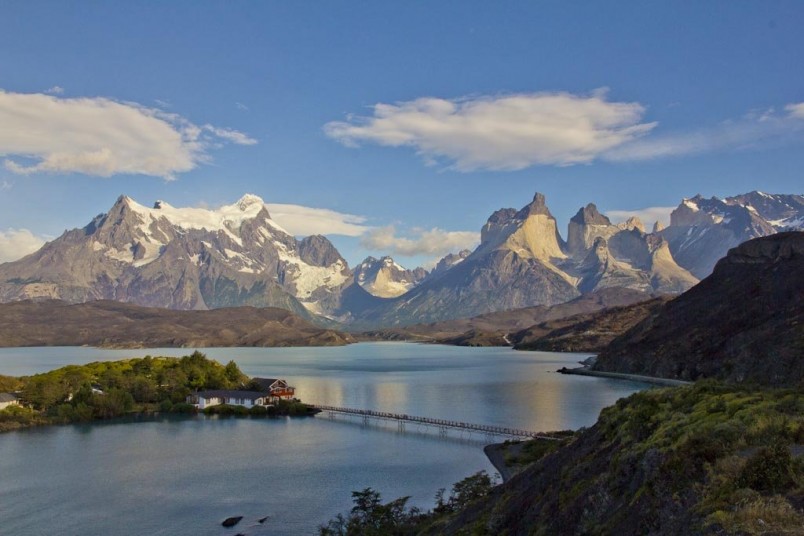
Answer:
[658,192,791,278]
[0,194,349,315]
[724,191,804,231]
[353,256,427,298]
[1,189,799,327]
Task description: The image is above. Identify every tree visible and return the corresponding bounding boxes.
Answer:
[319,488,418,536]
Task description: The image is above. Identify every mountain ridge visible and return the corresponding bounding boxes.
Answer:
[0,190,799,328]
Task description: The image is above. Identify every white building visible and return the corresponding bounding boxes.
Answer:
[186,390,271,410]
[0,393,20,410]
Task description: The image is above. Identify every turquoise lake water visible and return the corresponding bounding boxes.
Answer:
[0,343,648,535]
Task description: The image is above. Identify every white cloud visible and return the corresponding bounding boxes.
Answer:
[0,228,47,263]
[154,99,171,108]
[0,90,257,180]
[604,104,804,162]
[265,203,369,237]
[0,180,11,191]
[44,86,64,95]
[360,225,479,257]
[785,102,804,120]
[203,125,257,146]
[235,102,249,111]
[606,207,675,229]
[324,91,656,170]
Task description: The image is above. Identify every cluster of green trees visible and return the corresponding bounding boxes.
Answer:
[1,352,249,428]
[318,471,497,536]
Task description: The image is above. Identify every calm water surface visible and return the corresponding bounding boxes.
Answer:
[0,343,648,535]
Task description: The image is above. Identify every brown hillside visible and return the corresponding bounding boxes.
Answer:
[0,300,354,348]
[594,232,804,386]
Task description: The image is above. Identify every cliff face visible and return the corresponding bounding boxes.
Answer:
[593,232,804,387]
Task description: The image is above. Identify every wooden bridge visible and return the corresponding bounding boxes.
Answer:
[312,404,558,440]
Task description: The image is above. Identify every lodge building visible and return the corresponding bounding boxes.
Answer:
[186,377,295,409]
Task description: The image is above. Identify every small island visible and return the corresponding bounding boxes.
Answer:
[0,351,315,432]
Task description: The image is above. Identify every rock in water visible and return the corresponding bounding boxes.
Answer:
[221,516,243,528]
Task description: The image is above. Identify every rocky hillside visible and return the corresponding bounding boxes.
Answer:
[594,232,804,386]
[0,300,354,348]
[423,383,803,535]
[511,296,671,352]
[364,288,655,346]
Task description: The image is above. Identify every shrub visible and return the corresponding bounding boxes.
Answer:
[170,402,197,414]
[737,443,798,494]
[249,405,268,416]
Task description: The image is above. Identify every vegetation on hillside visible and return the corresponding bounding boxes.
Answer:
[0,352,311,432]
[319,471,497,536]
[320,382,803,535]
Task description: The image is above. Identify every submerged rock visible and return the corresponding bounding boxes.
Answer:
[221,516,243,528]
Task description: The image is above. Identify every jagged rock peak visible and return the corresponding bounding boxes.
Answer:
[298,235,345,268]
[652,220,665,233]
[516,192,553,218]
[571,203,611,225]
[617,216,645,233]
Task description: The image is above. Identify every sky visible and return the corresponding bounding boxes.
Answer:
[1,1,803,268]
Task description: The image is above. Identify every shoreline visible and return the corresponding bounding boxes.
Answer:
[484,443,520,483]
[558,366,691,387]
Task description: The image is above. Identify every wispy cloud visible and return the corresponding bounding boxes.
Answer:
[606,206,675,228]
[784,102,804,120]
[203,125,257,146]
[265,203,369,237]
[360,225,479,257]
[154,99,171,108]
[44,86,64,95]
[235,102,249,111]
[0,90,257,180]
[0,180,11,191]
[604,103,804,162]
[326,91,804,170]
[0,228,47,263]
[324,91,656,170]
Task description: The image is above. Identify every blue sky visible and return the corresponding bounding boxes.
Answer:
[0,1,802,267]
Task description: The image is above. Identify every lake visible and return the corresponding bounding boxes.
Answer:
[0,343,648,535]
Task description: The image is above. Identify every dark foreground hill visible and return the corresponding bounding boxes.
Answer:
[0,300,354,348]
[419,383,803,535]
[511,296,672,352]
[593,232,804,387]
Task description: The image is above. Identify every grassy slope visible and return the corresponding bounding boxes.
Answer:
[422,383,803,535]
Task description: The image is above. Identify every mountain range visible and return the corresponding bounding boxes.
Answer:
[0,190,800,328]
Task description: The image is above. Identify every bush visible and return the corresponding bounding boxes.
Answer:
[159,399,174,413]
[249,405,268,416]
[203,404,249,416]
[737,443,798,494]
[170,402,196,414]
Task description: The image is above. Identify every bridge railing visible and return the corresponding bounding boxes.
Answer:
[312,404,559,440]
